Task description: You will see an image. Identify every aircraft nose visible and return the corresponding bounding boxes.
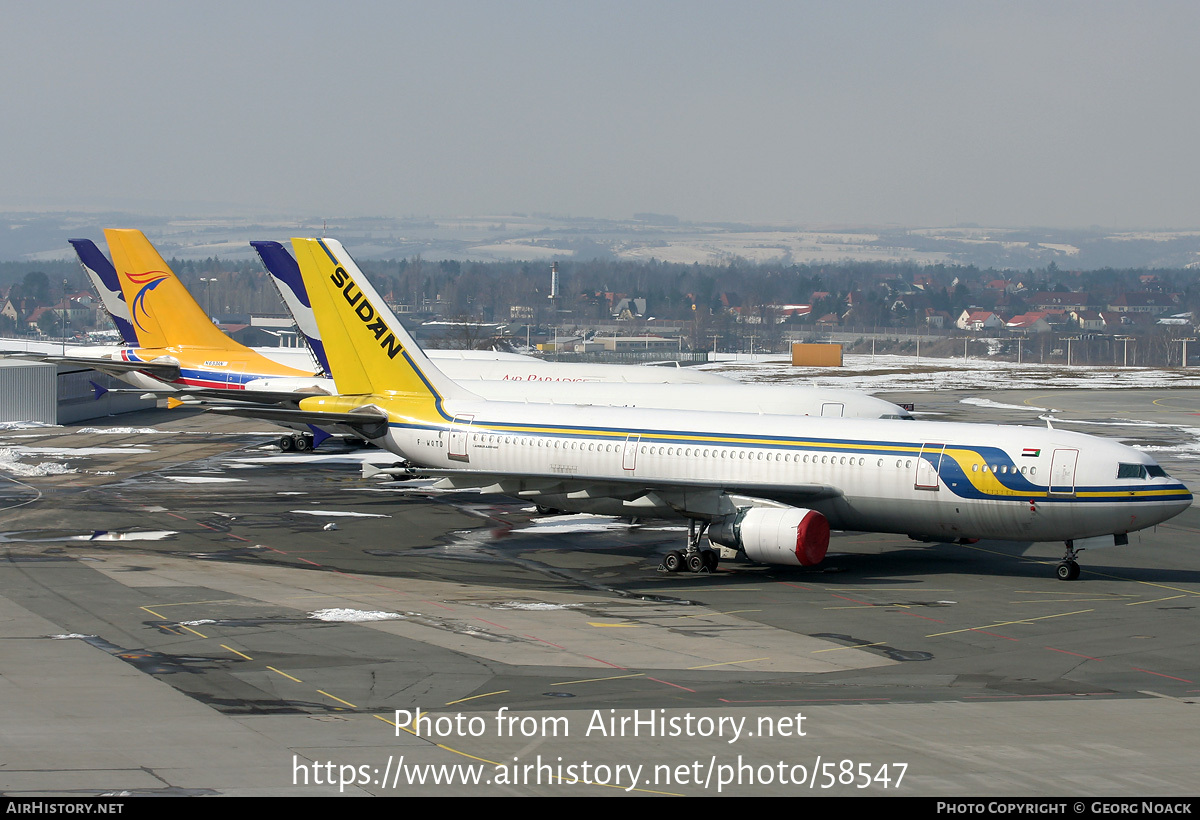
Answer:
[1161,486,1194,523]
[1173,489,1193,513]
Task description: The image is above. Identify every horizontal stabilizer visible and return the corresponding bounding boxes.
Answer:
[4,353,182,381]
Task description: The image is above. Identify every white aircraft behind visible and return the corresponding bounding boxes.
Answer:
[215,237,1191,581]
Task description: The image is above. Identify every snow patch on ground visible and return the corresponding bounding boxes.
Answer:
[74,530,177,542]
[75,427,160,434]
[309,608,404,622]
[961,397,1057,413]
[520,513,686,534]
[231,452,391,466]
[0,448,76,476]
[491,601,576,611]
[701,353,1200,392]
[0,421,60,431]
[291,509,390,518]
[15,446,153,456]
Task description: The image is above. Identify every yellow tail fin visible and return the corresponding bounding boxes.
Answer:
[290,238,475,413]
[104,229,240,350]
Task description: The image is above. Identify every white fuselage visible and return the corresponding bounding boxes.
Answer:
[356,399,1190,544]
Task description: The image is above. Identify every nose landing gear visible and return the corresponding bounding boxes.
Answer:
[1056,542,1083,581]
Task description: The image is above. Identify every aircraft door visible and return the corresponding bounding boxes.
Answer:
[914,443,946,490]
[820,402,845,417]
[622,434,641,471]
[1049,448,1078,495]
[449,414,474,463]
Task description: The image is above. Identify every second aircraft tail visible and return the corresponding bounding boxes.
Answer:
[104,229,244,351]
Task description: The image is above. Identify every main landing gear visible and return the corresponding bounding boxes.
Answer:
[1056,542,1083,581]
[661,519,719,574]
[278,433,314,452]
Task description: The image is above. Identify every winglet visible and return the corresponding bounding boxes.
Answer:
[69,239,139,346]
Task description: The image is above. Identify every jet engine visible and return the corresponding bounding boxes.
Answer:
[708,506,830,566]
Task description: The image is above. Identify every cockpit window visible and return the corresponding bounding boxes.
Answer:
[1146,465,1168,478]
[1117,463,1150,480]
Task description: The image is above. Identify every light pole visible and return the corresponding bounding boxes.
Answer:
[200,277,218,317]
[61,278,68,352]
[1063,336,1079,367]
[1171,337,1195,368]
[1116,336,1133,367]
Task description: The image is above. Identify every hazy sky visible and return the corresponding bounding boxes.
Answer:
[3,1,1198,228]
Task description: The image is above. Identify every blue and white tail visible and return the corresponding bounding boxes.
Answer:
[251,240,332,376]
[68,238,138,345]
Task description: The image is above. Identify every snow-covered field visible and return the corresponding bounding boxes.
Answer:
[700,353,1200,392]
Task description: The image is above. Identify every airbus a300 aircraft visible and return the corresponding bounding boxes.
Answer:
[220,237,1191,581]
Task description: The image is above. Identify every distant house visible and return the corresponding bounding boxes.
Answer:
[768,304,812,322]
[1100,311,1154,329]
[1157,312,1194,327]
[0,298,20,323]
[1005,312,1051,334]
[612,297,646,319]
[1107,293,1181,315]
[924,308,953,329]
[1071,310,1105,331]
[1030,292,1091,312]
[956,310,1003,332]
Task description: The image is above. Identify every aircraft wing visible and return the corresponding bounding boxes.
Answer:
[205,404,390,439]
[363,464,844,516]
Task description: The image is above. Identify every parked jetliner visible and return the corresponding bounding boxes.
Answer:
[219,238,1190,580]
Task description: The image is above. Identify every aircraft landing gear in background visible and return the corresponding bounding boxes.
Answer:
[661,519,719,574]
[279,433,313,452]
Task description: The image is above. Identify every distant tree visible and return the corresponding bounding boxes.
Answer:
[36,310,60,337]
[425,317,495,350]
[18,271,52,305]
